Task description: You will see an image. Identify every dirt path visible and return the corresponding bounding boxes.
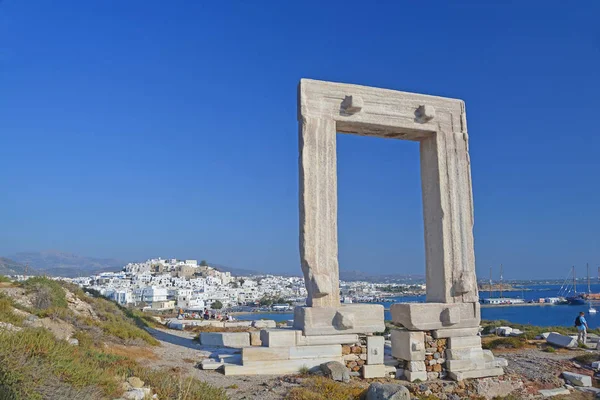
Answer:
[143,328,298,400]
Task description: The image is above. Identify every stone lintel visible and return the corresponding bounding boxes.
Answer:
[293,304,385,336]
[390,302,480,330]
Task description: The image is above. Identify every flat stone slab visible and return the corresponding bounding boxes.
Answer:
[538,388,571,398]
[294,304,385,335]
[448,367,503,381]
[546,333,578,348]
[200,332,250,348]
[390,302,480,330]
[562,371,592,387]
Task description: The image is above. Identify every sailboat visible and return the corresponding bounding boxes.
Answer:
[566,266,586,305]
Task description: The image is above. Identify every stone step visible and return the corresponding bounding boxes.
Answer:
[223,356,344,376]
[242,344,342,363]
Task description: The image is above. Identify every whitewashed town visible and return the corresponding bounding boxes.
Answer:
[48,258,426,313]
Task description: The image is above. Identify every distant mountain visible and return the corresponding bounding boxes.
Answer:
[8,250,124,278]
[0,257,36,276]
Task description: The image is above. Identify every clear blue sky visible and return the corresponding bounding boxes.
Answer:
[1,1,599,279]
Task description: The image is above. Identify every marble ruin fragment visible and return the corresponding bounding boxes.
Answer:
[221,79,505,381]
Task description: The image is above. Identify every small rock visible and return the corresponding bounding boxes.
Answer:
[365,382,410,400]
[127,377,145,389]
[320,361,350,383]
[68,338,79,346]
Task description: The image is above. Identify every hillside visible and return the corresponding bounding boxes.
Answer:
[0,277,226,400]
[0,257,35,276]
[8,250,124,277]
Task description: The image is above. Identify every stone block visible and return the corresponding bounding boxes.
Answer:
[293,305,385,336]
[200,332,250,348]
[242,347,288,362]
[448,367,503,381]
[367,336,384,365]
[432,327,480,338]
[252,320,276,329]
[390,302,480,330]
[546,333,578,348]
[447,336,481,349]
[260,329,298,347]
[407,361,426,372]
[362,364,387,379]
[405,370,427,382]
[446,359,486,372]
[289,344,342,360]
[445,347,484,361]
[250,331,262,346]
[224,356,344,375]
[391,330,425,361]
[562,371,592,387]
[295,332,359,346]
[592,361,600,370]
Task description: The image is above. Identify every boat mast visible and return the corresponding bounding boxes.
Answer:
[573,266,576,294]
[588,263,591,294]
[489,267,493,299]
[500,264,503,299]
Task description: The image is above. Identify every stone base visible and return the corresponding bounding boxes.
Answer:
[390,324,506,382]
[218,327,386,376]
[293,304,385,336]
[390,302,480,330]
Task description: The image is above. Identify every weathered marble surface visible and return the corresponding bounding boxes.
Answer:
[298,79,478,306]
[293,304,385,336]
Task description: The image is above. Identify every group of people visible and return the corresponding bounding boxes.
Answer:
[177,309,235,321]
[201,308,234,321]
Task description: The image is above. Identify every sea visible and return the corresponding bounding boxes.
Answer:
[236,283,600,329]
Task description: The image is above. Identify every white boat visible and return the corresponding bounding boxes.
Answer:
[589,303,597,314]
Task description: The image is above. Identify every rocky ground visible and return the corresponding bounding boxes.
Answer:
[140,327,599,399]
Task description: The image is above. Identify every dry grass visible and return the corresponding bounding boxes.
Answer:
[104,344,158,361]
[285,376,366,400]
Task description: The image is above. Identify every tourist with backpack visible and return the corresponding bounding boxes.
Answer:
[575,311,589,344]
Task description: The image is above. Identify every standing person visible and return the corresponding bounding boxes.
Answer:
[575,311,589,344]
